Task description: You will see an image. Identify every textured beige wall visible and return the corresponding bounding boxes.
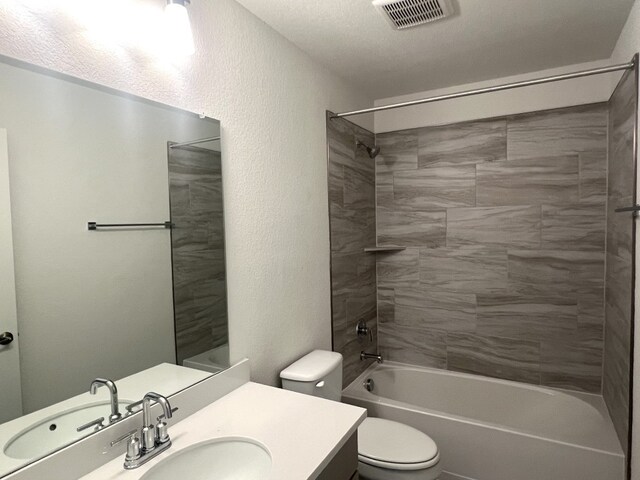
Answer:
[0,0,373,386]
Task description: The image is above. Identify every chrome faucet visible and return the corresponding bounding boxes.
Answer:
[111,392,175,470]
[141,392,173,451]
[360,351,384,363]
[90,378,122,423]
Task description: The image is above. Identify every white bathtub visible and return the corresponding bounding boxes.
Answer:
[182,344,229,373]
[342,361,625,480]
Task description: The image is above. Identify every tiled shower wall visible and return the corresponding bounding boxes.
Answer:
[375,104,609,393]
[169,145,228,365]
[604,67,637,454]
[327,113,378,386]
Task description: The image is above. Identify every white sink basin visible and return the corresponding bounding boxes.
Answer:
[140,438,272,480]
[4,401,131,460]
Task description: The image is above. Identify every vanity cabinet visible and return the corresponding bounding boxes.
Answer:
[317,432,358,480]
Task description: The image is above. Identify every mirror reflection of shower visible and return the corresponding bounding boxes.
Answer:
[167,135,228,374]
[169,136,221,152]
[356,139,380,158]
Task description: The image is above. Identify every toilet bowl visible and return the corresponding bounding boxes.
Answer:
[280,350,441,480]
[357,417,441,480]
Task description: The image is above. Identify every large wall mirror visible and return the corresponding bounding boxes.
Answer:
[0,57,228,476]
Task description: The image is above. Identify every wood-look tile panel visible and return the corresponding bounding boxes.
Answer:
[447,332,541,384]
[577,287,606,327]
[579,150,607,203]
[447,205,541,248]
[377,287,395,324]
[393,165,476,210]
[378,324,447,368]
[540,325,603,392]
[418,118,506,167]
[541,203,605,251]
[606,195,634,262]
[377,209,446,247]
[507,103,608,161]
[330,206,374,255]
[376,130,418,173]
[344,164,374,211]
[376,249,420,289]
[508,249,604,296]
[476,294,577,340]
[476,156,579,206]
[327,114,378,387]
[419,247,508,294]
[394,287,476,332]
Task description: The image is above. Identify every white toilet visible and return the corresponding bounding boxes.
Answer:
[280,350,441,480]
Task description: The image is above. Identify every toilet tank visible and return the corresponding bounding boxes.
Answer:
[280,350,343,401]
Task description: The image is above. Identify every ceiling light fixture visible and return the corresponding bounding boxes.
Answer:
[165,0,195,57]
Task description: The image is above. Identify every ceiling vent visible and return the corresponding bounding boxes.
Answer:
[373,0,454,30]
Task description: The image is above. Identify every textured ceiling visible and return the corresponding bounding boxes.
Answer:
[235,0,635,98]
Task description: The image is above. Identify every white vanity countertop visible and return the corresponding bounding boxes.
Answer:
[80,382,367,480]
[0,364,211,477]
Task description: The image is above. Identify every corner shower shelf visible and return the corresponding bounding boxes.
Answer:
[364,246,406,253]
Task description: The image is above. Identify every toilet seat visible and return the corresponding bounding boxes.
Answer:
[358,418,440,471]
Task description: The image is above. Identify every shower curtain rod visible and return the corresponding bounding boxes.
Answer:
[169,136,221,148]
[331,60,636,119]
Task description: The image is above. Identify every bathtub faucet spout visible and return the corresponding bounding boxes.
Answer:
[361,351,383,363]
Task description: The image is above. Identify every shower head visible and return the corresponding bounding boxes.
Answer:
[356,140,381,159]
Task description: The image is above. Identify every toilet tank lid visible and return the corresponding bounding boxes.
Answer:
[280,350,343,382]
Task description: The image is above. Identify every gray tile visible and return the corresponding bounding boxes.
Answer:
[579,150,607,203]
[605,252,632,331]
[507,103,608,161]
[606,195,634,262]
[330,253,358,297]
[327,115,377,386]
[376,172,394,210]
[393,165,476,210]
[508,250,604,295]
[376,248,420,289]
[447,332,541,384]
[577,287,605,327]
[169,184,190,216]
[342,333,377,387]
[476,294,577,340]
[376,130,418,173]
[377,287,395,324]
[377,209,446,247]
[379,324,447,368]
[476,156,579,206]
[541,203,605,251]
[540,327,603,393]
[331,293,348,352]
[394,287,476,332]
[330,205,375,255]
[418,118,506,167]
[344,164,374,210]
[447,206,541,248]
[603,307,630,452]
[420,247,508,294]
[602,68,634,453]
[328,162,343,209]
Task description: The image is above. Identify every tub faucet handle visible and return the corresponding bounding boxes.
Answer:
[356,320,373,342]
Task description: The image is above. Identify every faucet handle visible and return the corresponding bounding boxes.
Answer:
[77,417,105,432]
[110,429,141,462]
[155,407,178,445]
[356,319,373,342]
[125,400,144,415]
